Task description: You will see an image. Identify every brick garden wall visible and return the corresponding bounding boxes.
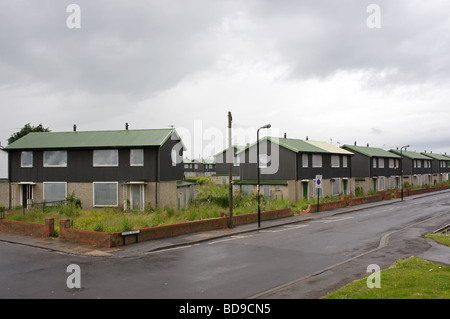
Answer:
[0,218,54,237]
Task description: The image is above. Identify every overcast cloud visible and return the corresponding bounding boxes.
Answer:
[1,0,450,157]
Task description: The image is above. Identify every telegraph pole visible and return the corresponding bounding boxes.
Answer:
[228,111,233,228]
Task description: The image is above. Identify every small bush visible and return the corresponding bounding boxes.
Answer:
[93,221,104,232]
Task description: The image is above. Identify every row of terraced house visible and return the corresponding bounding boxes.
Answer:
[1,127,450,211]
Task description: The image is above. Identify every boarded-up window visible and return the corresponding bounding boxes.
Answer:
[389,176,395,189]
[378,177,385,190]
[44,182,67,204]
[302,154,308,168]
[331,155,340,168]
[130,149,144,166]
[44,151,67,167]
[93,182,118,206]
[332,178,340,195]
[389,158,395,168]
[21,151,33,167]
[93,150,118,167]
[312,154,322,168]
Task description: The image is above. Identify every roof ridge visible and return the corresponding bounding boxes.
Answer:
[4,128,182,150]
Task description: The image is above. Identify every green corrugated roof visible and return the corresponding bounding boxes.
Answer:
[343,144,401,158]
[420,152,450,160]
[4,128,186,150]
[275,138,327,153]
[389,149,432,160]
[237,137,353,155]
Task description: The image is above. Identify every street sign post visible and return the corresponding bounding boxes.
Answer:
[315,175,322,212]
[315,175,322,189]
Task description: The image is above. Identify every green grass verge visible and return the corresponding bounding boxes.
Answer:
[425,232,450,246]
[322,256,450,299]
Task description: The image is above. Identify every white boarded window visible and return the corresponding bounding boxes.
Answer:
[332,178,340,195]
[331,155,340,168]
[43,182,67,204]
[373,158,377,168]
[378,177,385,190]
[389,158,395,168]
[44,151,67,167]
[302,154,308,168]
[93,150,118,167]
[130,149,144,166]
[93,182,118,207]
[378,158,384,168]
[21,151,33,167]
[312,154,322,168]
[342,156,348,168]
[389,176,395,189]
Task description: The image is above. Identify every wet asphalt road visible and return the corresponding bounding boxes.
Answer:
[0,192,449,299]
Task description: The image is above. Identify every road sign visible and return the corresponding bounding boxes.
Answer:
[315,175,322,189]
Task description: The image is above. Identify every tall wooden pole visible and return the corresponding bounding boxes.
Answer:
[228,111,233,228]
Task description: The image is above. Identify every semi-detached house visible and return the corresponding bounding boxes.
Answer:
[4,128,188,210]
[236,136,355,201]
[341,144,402,194]
[420,151,450,183]
[389,149,433,187]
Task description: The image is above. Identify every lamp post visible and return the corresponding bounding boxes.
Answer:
[257,124,271,227]
[400,145,410,201]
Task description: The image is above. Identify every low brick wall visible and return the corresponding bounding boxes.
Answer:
[59,219,122,247]
[57,208,294,247]
[349,194,382,206]
[0,218,54,237]
[138,217,229,243]
[233,208,293,225]
[309,199,347,213]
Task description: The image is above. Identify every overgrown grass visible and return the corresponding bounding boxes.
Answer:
[322,256,450,299]
[3,183,342,233]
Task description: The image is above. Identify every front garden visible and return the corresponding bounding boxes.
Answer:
[1,182,341,235]
[2,178,450,235]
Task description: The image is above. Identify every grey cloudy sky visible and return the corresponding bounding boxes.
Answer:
[1,0,450,157]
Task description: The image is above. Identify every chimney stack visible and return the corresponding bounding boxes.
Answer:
[125,123,129,130]
[73,124,77,132]
[284,133,286,138]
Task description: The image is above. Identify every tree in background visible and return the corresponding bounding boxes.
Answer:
[8,123,50,145]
